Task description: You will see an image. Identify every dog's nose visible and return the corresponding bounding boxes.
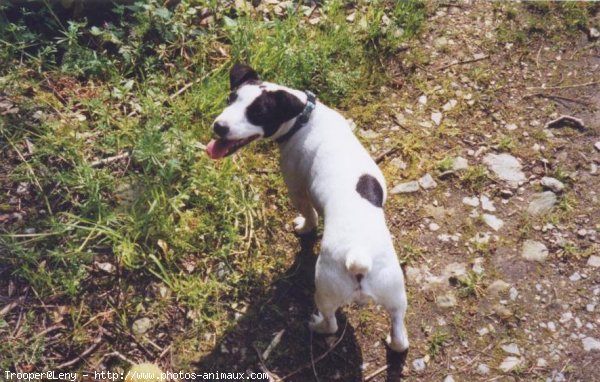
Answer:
[213,122,229,138]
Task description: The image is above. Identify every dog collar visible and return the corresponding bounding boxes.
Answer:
[276,90,316,144]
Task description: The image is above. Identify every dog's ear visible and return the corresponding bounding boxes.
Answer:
[230,63,259,90]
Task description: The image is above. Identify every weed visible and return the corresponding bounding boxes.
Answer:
[427,329,449,358]
[497,134,516,152]
[458,271,485,298]
[437,157,454,172]
[399,243,426,265]
[460,165,489,192]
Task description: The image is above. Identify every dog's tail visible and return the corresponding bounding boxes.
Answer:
[345,249,372,276]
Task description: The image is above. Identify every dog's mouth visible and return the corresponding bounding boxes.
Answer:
[206,135,260,160]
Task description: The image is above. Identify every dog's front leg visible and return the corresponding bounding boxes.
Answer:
[289,191,318,235]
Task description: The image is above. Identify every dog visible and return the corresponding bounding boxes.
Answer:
[207,63,409,352]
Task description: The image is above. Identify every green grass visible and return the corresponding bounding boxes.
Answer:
[0,0,427,370]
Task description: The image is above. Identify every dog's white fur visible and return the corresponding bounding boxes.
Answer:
[215,82,409,352]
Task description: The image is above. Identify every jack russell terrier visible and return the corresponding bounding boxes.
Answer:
[207,63,409,352]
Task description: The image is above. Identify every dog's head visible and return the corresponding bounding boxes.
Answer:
[206,63,306,159]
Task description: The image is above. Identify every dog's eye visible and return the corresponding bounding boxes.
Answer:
[227,93,238,105]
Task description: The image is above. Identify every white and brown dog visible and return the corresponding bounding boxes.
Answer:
[207,64,409,352]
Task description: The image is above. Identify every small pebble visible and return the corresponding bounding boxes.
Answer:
[412,358,426,371]
[477,363,490,375]
[569,272,581,282]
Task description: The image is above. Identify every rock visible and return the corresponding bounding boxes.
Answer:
[412,357,426,371]
[478,327,489,336]
[586,304,596,312]
[405,266,422,284]
[480,195,496,212]
[477,363,490,375]
[418,95,427,105]
[595,142,600,151]
[547,321,557,332]
[560,312,573,323]
[488,280,511,294]
[527,191,557,215]
[569,272,581,282]
[537,358,548,367]
[577,229,587,238]
[391,181,420,194]
[493,304,513,319]
[95,262,116,274]
[521,240,549,262]
[499,356,521,372]
[587,255,600,268]
[431,112,442,126]
[462,196,479,207]
[442,99,457,111]
[444,262,467,282]
[132,317,152,335]
[500,189,514,198]
[582,337,600,351]
[470,232,491,244]
[545,115,585,130]
[428,222,440,231]
[16,182,30,195]
[443,376,455,382]
[482,214,503,231]
[551,372,567,382]
[358,129,379,139]
[472,257,484,274]
[509,287,518,300]
[501,343,521,355]
[590,27,600,40]
[483,153,526,186]
[434,37,448,49]
[452,156,469,171]
[424,204,451,220]
[541,177,565,193]
[436,291,457,308]
[505,123,518,130]
[418,173,438,189]
[389,157,407,170]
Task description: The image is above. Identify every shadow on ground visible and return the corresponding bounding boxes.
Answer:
[195,233,366,381]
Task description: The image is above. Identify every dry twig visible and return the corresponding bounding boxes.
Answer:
[435,55,490,71]
[365,364,389,381]
[526,80,600,91]
[278,319,348,381]
[523,93,591,106]
[56,330,103,369]
[90,152,130,167]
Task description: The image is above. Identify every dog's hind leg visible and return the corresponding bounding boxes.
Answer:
[309,261,346,334]
[373,265,409,352]
[386,305,409,352]
[309,291,339,334]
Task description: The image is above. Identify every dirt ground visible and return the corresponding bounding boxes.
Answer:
[197,2,600,381]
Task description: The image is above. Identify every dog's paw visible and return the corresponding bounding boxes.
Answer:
[386,333,409,353]
[293,215,315,235]
[309,313,337,334]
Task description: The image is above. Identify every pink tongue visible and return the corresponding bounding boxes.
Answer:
[206,139,233,160]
